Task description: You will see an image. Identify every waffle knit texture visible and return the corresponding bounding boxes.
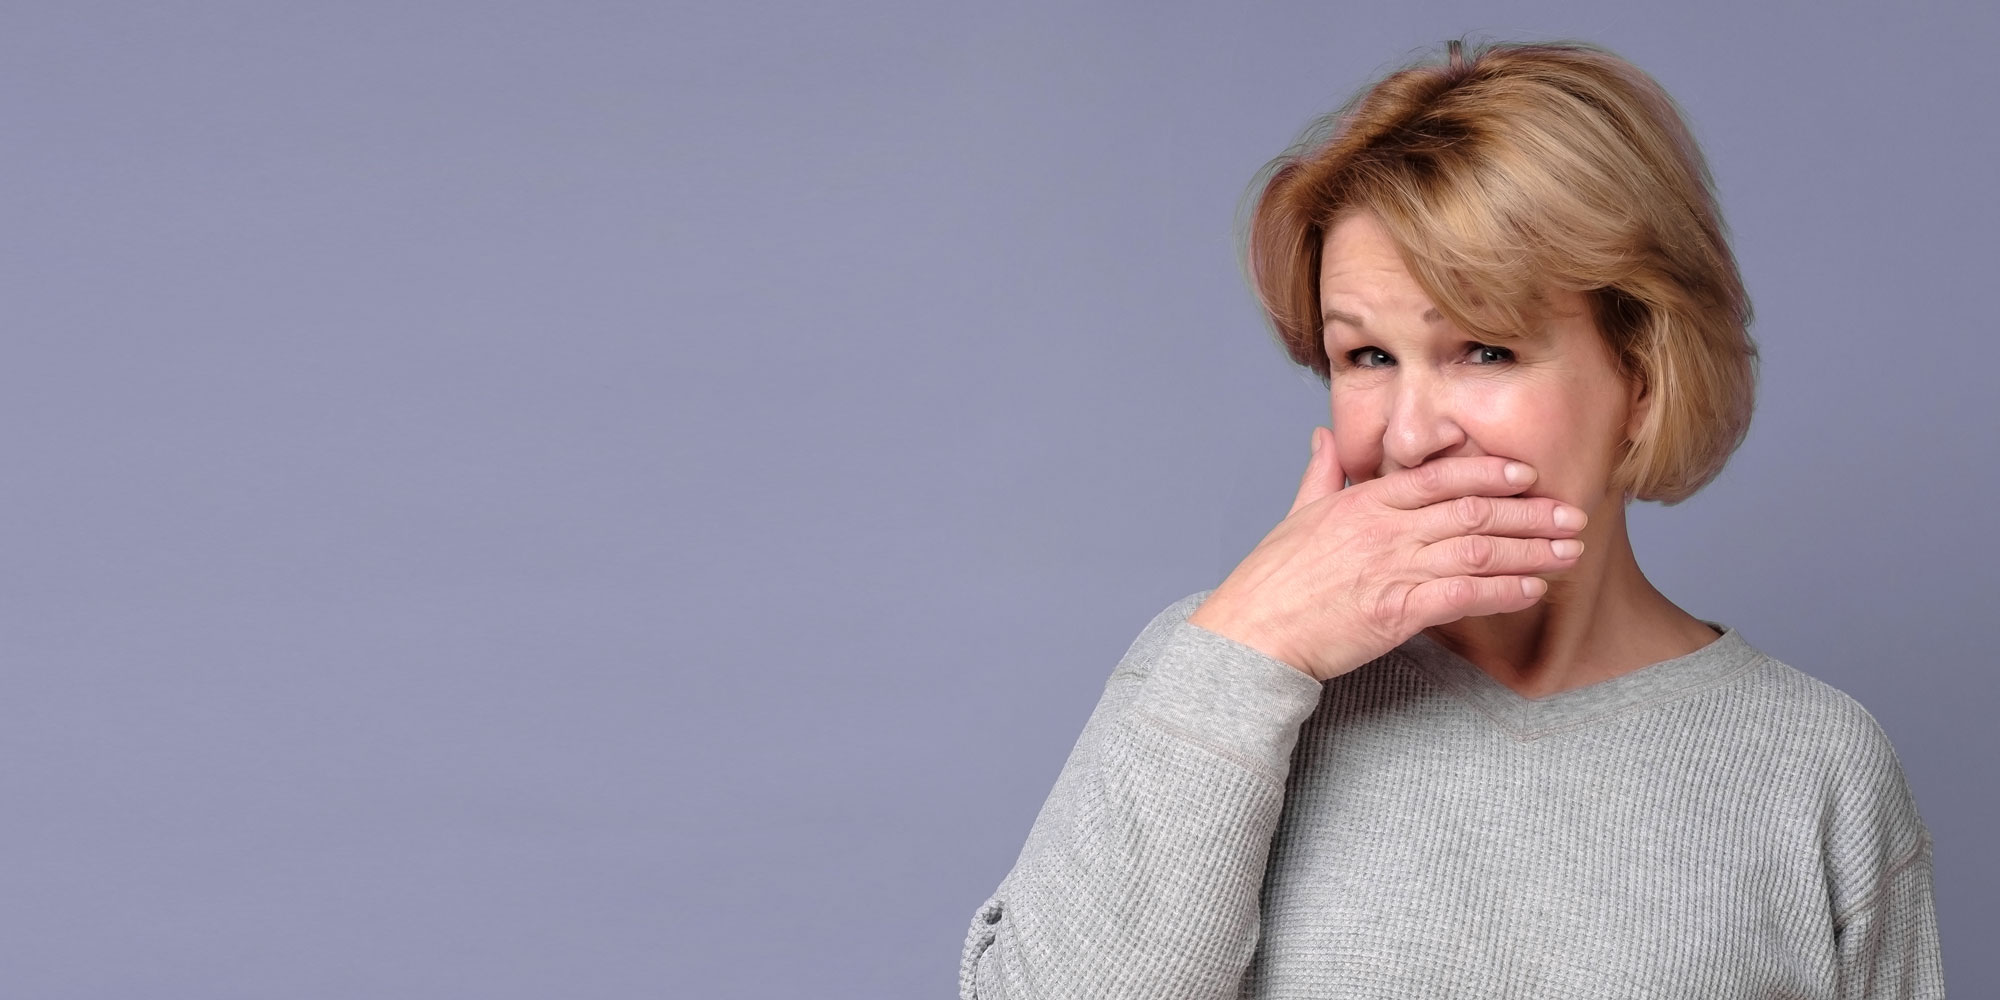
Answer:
[960,589,1945,999]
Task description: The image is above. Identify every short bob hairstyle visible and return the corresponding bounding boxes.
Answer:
[1239,38,1758,506]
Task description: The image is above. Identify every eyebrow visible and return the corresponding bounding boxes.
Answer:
[1322,306,1443,330]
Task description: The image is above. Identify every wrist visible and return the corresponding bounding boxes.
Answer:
[1187,602,1301,675]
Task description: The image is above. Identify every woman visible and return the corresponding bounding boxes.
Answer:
[958,38,1944,998]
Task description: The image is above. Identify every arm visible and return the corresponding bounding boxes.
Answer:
[1831,829,1946,999]
[1817,694,1948,999]
[959,590,1326,1000]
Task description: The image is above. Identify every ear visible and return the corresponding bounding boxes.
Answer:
[1622,373,1651,444]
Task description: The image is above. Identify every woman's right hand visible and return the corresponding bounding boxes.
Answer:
[1187,425,1592,682]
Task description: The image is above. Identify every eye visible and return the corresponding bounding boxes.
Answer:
[1340,343,1515,369]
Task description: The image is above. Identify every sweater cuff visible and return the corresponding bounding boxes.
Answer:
[1125,615,1326,784]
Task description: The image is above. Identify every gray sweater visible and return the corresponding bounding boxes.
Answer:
[959,589,1944,998]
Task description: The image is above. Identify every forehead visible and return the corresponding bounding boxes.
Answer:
[1320,210,1403,268]
[1318,212,1433,317]
[1316,210,1596,341]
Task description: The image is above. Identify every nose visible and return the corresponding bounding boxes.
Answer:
[1381,368,1469,472]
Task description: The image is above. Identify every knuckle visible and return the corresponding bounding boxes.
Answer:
[1380,576,1421,628]
[1450,494,1487,530]
[1369,587,1402,630]
[1443,576,1474,608]
[1413,462,1446,495]
[1458,534,1496,572]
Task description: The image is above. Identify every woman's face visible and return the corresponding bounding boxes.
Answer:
[1318,210,1645,517]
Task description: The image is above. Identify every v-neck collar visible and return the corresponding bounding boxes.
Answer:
[1393,620,1763,740]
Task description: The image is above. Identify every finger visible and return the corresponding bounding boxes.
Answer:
[1411,493,1590,545]
[1404,574,1550,628]
[1373,455,1536,511]
[1415,533,1584,579]
[1288,425,1346,516]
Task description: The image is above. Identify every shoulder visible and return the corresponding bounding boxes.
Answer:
[1731,647,1916,790]
[1731,646,1931,918]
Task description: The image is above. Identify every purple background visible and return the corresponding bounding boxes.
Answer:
[3,2,1992,996]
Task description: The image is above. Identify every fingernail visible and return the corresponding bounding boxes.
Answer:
[1551,538,1583,558]
[1310,428,1323,455]
[1553,506,1585,530]
[1504,461,1535,485]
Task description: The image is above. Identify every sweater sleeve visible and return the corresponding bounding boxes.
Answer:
[1831,830,1945,999]
[958,589,1327,1000]
[1819,695,1947,998]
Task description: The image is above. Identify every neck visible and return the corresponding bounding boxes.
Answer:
[1422,489,1719,698]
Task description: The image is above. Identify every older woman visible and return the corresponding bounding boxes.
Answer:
[959,38,1943,999]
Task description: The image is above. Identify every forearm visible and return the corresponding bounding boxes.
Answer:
[961,605,1325,1000]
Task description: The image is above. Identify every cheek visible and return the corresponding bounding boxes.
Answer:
[1473,391,1560,445]
[1544,393,1621,452]
[1329,396,1380,478]
[1449,387,1591,486]
[1471,385,1622,498]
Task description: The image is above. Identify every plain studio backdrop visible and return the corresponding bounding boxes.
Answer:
[2,1,1992,997]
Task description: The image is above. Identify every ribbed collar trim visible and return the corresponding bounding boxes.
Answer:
[1393,621,1764,740]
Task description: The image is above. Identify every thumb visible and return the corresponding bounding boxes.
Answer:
[1288,425,1345,517]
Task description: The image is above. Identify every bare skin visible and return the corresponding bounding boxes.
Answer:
[1317,210,1719,698]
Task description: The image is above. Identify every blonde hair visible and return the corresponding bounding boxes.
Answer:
[1238,38,1758,505]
